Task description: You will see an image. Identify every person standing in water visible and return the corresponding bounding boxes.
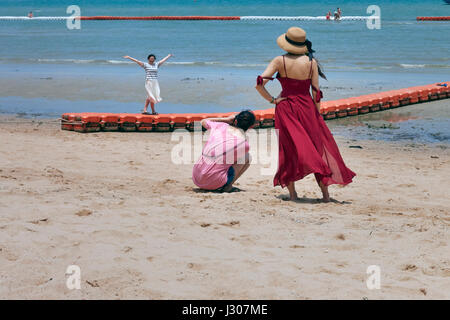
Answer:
[123,53,173,115]
[334,10,340,20]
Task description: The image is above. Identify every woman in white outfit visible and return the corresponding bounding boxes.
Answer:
[123,53,173,115]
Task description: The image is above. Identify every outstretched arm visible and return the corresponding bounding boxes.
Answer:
[158,54,173,66]
[255,57,285,105]
[123,56,144,67]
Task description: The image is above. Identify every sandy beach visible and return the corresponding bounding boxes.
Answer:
[0,106,449,300]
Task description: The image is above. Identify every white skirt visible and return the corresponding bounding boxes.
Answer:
[145,79,162,103]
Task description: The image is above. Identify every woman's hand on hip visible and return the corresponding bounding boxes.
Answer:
[274,97,287,105]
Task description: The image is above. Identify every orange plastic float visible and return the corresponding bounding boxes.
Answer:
[136,114,154,132]
[186,114,207,131]
[61,82,449,133]
[153,115,172,132]
[72,113,102,133]
[119,114,137,131]
[101,113,120,131]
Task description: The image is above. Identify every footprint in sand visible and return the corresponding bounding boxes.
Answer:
[187,262,202,271]
[44,166,64,178]
[229,234,256,245]
[122,246,133,253]
[396,183,416,187]
[86,280,100,288]
[402,264,418,271]
[335,233,346,240]
[153,179,180,192]
[29,218,49,225]
[422,266,450,277]
[128,160,144,168]
[0,174,17,180]
[0,247,19,261]
[219,221,240,227]
[75,209,92,217]
[289,245,306,249]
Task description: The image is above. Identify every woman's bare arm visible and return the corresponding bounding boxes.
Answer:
[311,59,321,112]
[158,54,173,66]
[123,56,144,67]
[200,114,235,129]
[255,57,285,105]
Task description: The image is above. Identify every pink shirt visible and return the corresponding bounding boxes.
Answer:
[192,120,250,190]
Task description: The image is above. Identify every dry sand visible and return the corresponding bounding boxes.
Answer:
[0,115,449,299]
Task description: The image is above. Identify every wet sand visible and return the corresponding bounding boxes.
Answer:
[0,114,449,299]
[2,64,445,115]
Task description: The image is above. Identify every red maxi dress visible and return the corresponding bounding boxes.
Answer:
[258,57,356,188]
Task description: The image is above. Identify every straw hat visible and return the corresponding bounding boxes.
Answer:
[277,27,309,54]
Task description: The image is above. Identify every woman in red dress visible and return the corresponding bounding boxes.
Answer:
[255,27,356,202]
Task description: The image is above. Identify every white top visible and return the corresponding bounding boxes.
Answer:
[142,62,159,81]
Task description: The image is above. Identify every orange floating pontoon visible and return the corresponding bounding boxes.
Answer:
[61,82,449,133]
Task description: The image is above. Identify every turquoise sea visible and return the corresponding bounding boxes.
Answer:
[0,0,449,142]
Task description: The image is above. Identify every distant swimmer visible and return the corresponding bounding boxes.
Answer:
[338,7,342,18]
[123,53,173,115]
[28,11,33,18]
[326,11,331,20]
[334,10,340,21]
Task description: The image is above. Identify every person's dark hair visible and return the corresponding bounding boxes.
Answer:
[147,54,156,60]
[315,58,327,80]
[233,110,256,131]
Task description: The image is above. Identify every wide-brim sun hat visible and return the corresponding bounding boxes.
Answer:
[277,27,310,55]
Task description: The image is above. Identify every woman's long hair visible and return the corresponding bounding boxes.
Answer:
[315,58,327,80]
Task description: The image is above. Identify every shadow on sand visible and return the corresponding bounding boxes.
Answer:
[276,194,352,205]
[192,187,244,194]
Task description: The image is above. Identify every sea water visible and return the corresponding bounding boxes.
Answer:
[0,0,449,142]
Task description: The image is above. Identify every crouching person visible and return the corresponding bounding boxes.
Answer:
[192,110,256,192]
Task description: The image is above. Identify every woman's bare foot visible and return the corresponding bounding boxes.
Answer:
[289,192,298,201]
[287,182,298,201]
[319,182,330,202]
